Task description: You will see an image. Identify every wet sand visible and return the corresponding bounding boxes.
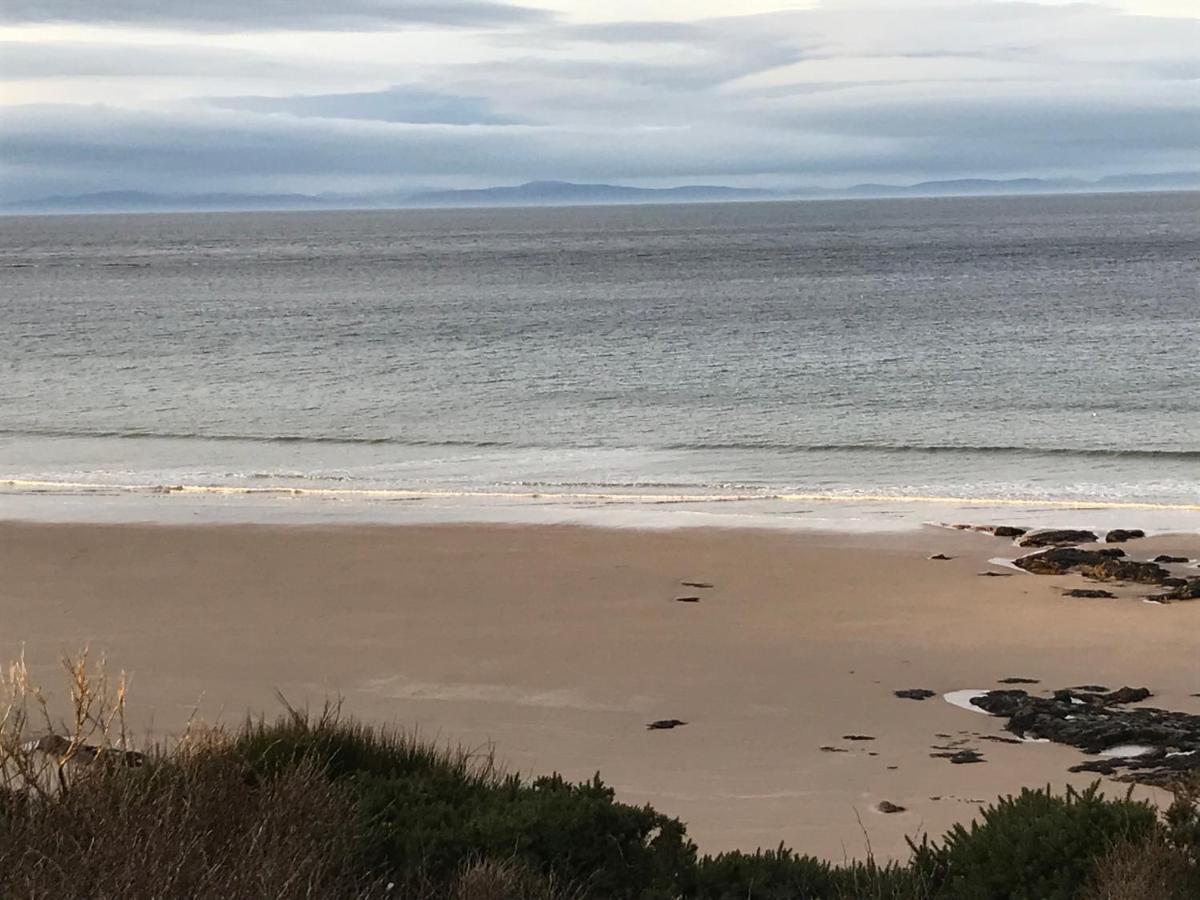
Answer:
[1,520,1197,859]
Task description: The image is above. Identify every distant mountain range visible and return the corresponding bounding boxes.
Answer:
[5,173,1198,214]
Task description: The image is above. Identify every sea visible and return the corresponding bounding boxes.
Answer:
[2,191,1198,532]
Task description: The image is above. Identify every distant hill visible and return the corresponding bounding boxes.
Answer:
[4,173,1198,214]
[8,190,338,213]
[407,180,776,207]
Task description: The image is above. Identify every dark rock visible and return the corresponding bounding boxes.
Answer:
[894,689,936,700]
[978,571,1014,577]
[1013,547,1171,584]
[22,734,145,768]
[969,690,1031,716]
[1096,548,1126,558]
[646,719,687,730]
[954,685,1200,786]
[876,800,906,813]
[1146,578,1200,603]
[998,677,1040,684]
[843,734,875,741]
[1105,529,1145,543]
[931,749,985,764]
[1154,555,1189,564]
[674,597,701,603]
[954,525,1028,537]
[1063,588,1117,599]
[992,526,1028,538]
[928,553,953,560]
[1018,529,1099,548]
[681,581,713,588]
[887,765,898,770]
[820,745,848,753]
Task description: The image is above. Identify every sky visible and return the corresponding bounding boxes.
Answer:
[1,0,1197,200]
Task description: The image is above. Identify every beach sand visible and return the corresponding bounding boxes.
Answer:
[1,520,1197,859]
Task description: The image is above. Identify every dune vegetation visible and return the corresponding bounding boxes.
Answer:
[1,654,1197,900]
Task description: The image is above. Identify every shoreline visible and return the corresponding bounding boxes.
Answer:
[3,482,1199,536]
[2,519,1198,858]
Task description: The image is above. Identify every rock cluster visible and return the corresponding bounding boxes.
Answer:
[1012,547,1171,584]
[966,687,1200,787]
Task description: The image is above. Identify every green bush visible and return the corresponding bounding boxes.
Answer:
[694,845,925,899]
[235,708,696,899]
[922,784,1158,900]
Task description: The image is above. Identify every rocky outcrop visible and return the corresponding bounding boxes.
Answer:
[962,686,1200,786]
[1063,588,1116,599]
[1012,547,1171,584]
[894,689,936,700]
[1105,529,1145,543]
[1017,529,1099,547]
[1153,555,1189,564]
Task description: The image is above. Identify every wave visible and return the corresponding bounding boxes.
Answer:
[664,441,1200,461]
[1,427,1198,461]
[0,427,514,449]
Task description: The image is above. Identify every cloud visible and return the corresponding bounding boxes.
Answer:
[0,0,549,32]
[0,41,312,79]
[215,86,523,125]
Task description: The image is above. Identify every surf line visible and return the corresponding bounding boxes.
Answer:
[3,479,1200,512]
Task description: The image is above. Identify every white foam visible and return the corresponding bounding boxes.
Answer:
[1099,745,1155,758]
[987,557,1027,572]
[944,690,993,714]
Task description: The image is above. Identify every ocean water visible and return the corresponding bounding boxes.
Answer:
[2,192,1198,530]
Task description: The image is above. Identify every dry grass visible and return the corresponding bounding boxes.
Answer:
[1081,835,1194,900]
[0,650,386,900]
[0,648,134,797]
[448,858,585,900]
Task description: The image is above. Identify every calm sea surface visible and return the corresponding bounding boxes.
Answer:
[2,193,1198,529]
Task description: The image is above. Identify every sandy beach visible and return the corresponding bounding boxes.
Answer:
[2,520,1197,860]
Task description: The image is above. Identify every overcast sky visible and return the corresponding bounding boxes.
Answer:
[1,0,1197,199]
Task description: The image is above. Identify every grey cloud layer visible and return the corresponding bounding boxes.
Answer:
[2,1,1197,197]
[0,0,548,31]
[216,86,523,125]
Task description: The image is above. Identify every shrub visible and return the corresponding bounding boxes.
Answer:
[695,845,927,899]
[1162,774,1200,865]
[922,784,1158,900]
[235,705,697,899]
